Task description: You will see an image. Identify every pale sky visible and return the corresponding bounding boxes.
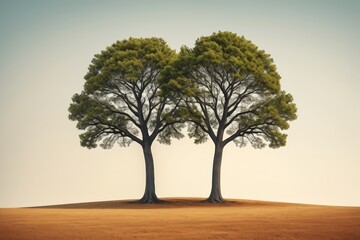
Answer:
[0,0,359,207]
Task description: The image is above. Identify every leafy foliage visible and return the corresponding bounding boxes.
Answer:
[69,37,185,149]
[171,31,297,148]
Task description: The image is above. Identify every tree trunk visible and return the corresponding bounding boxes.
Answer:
[206,143,225,203]
[139,142,160,203]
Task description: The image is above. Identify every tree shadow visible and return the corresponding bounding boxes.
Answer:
[29,198,248,209]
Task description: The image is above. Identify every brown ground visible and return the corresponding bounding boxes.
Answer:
[1,198,359,240]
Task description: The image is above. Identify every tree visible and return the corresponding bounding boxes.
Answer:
[68,37,185,203]
[171,32,297,202]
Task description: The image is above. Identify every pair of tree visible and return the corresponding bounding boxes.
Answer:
[68,32,297,203]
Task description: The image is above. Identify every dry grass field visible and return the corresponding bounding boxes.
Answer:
[1,198,359,240]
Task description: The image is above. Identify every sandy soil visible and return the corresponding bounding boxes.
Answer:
[1,198,359,240]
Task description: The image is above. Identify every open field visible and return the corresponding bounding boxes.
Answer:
[1,198,359,240]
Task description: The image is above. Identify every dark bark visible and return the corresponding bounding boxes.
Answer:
[139,142,160,204]
[206,142,225,203]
